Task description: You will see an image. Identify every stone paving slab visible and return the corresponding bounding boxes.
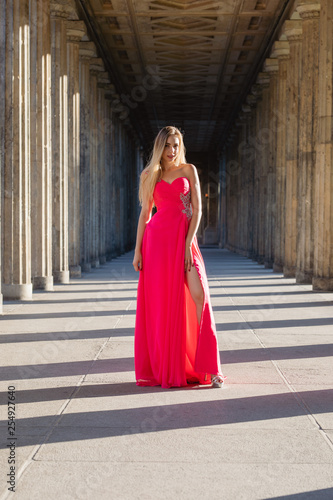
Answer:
[0,249,333,499]
[5,462,333,500]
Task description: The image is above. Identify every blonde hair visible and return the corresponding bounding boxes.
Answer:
[139,126,186,205]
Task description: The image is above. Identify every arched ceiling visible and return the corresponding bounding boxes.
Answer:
[78,0,292,152]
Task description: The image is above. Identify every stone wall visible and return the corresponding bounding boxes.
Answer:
[0,0,142,311]
[221,0,333,292]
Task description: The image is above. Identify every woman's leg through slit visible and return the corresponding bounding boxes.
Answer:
[186,263,204,326]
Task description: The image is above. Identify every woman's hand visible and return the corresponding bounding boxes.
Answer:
[184,244,193,272]
[133,250,142,271]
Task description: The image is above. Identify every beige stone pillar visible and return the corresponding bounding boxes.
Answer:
[50,1,71,283]
[263,58,279,269]
[241,104,255,258]
[89,58,105,268]
[103,93,115,260]
[0,0,5,311]
[97,72,110,265]
[79,41,97,272]
[313,0,333,291]
[218,152,227,249]
[113,117,121,255]
[108,99,117,258]
[236,111,247,255]
[283,19,303,278]
[271,41,290,273]
[255,74,270,265]
[296,1,320,284]
[229,131,240,253]
[89,69,98,268]
[119,123,126,254]
[2,0,32,300]
[67,21,86,278]
[30,0,53,291]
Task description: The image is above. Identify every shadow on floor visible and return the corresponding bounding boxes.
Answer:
[0,386,332,448]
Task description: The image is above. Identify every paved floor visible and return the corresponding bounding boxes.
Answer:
[0,249,333,500]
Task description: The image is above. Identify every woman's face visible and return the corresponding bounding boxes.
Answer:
[161,134,180,165]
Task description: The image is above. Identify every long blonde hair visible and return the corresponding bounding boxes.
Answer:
[139,126,186,205]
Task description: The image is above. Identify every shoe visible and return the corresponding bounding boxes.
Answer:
[211,374,224,388]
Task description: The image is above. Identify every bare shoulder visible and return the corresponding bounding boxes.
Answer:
[180,163,198,180]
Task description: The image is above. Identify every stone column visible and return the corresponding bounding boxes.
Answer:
[67,21,86,278]
[227,131,240,253]
[218,153,227,249]
[0,0,5,311]
[89,58,105,268]
[103,91,115,260]
[79,41,97,272]
[30,0,53,291]
[110,105,117,257]
[263,58,279,269]
[50,1,71,283]
[113,117,121,255]
[283,19,303,278]
[295,1,320,284]
[271,41,290,273]
[313,0,333,291]
[255,75,270,265]
[97,72,110,265]
[242,104,255,258]
[118,123,125,254]
[2,0,32,300]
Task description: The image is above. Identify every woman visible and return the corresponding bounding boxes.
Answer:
[133,126,225,389]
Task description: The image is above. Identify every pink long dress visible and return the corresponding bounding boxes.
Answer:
[134,176,224,388]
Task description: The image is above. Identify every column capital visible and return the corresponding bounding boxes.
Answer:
[263,58,279,75]
[246,94,257,108]
[236,111,248,125]
[67,20,87,42]
[283,19,303,42]
[79,41,97,61]
[90,58,105,74]
[296,1,321,20]
[241,104,252,114]
[50,1,73,19]
[271,40,290,60]
[251,83,264,97]
[97,71,111,87]
[104,84,117,100]
[256,72,270,87]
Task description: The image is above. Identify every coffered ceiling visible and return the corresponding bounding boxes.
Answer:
[78,0,293,152]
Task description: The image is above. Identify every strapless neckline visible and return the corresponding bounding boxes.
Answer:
[159,176,189,186]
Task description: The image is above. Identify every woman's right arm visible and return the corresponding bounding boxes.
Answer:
[132,198,154,271]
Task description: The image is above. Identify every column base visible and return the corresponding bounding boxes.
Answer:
[70,265,82,278]
[91,259,100,268]
[0,294,3,314]
[33,276,54,291]
[81,262,91,272]
[2,283,33,301]
[283,265,296,278]
[257,255,265,265]
[273,262,284,273]
[312,277,333,292]
[264,259,273,269]
[296,270,313,284]
[53,270,70,284]
[99,255,107,265]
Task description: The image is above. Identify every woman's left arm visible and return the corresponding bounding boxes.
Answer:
[184,164,202,272]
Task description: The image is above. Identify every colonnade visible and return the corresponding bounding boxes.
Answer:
[0,0,142,313]
[221,0,333,292]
